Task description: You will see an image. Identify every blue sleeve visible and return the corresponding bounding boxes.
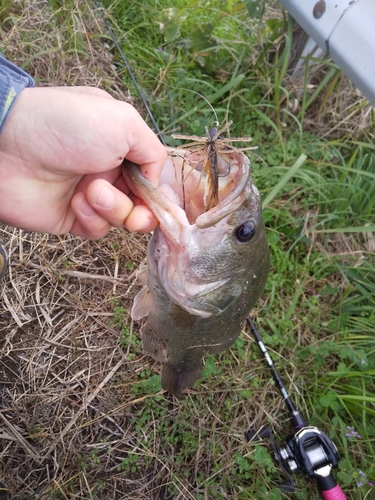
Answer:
[0,55,35,133]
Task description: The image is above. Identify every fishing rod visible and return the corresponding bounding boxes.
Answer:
[246,317,346,500]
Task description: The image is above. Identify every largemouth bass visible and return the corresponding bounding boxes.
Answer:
[122,137,269,395]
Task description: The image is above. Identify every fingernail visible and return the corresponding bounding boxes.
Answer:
[137,216,153,232]
[95,186,115,209]
[80,198,96,216]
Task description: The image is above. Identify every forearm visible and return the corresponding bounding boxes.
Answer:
[0,55,35,132]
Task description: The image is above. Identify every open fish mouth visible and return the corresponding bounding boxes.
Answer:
[167,145,251,228]
[122,142,253,236]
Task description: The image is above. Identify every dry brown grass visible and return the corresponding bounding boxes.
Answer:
[1,1,371,499]
[0,0,129,98]
[0,2,280,498]
[0,227,148,498]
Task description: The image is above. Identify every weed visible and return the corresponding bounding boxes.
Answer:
[1,1,374,499]
[111,299,127,329]
[125,260,134,271]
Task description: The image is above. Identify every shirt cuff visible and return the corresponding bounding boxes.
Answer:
[0,55,35,133]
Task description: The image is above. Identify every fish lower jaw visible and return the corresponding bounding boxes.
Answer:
[163,281,230,318]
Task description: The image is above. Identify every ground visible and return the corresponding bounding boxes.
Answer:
[0,3,277,498]
[0,1,374,499]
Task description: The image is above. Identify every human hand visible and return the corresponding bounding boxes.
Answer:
[0,86,167,238]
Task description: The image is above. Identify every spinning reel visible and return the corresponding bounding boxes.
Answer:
[245,317,346,500]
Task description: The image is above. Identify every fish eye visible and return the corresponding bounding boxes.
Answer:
[235,221,256,243]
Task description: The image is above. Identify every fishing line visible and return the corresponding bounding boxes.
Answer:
[92,0,166,144]
[174,88,219,127]
[92,0,220,137]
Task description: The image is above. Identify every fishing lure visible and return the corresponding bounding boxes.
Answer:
[172,121,257,211]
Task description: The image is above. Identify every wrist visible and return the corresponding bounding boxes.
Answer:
[0,55,35,133]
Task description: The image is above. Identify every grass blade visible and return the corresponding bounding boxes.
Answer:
[262,153,307,208]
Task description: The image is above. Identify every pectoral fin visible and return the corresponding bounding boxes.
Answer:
[135,264,148,285]
[131,285,152,320]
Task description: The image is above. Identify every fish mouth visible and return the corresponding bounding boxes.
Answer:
[122,146,251,241]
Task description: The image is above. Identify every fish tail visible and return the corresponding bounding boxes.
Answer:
[161,362,203,396]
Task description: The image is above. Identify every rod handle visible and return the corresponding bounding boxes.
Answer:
[321,484,347,500]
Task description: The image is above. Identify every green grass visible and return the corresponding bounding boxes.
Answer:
[97,0,375,497]
[2,0,372,497]
[100,0,285,139]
